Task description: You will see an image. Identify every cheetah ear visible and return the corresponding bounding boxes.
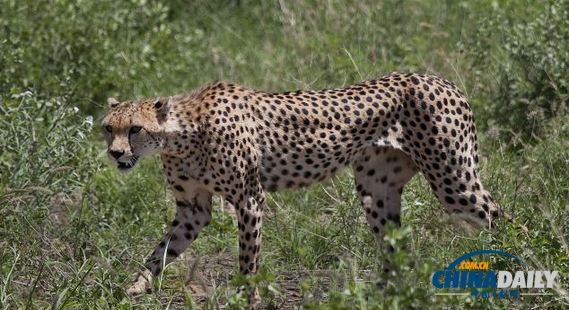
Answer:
[107,97,120,108]
[154,97,171,123]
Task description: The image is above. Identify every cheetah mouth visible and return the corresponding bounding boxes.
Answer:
[117,156,139,171]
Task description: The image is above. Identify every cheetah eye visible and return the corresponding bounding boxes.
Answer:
[130,126,143,134]
[104,125,112,133]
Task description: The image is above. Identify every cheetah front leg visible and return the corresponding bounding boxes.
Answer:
[229,181,265,308]
[127,187,213,295]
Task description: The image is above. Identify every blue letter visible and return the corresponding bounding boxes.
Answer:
[482,271,497,288]
[468,271,484,288]
[432,271,445,288]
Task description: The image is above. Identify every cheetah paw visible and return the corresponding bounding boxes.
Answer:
[126,270,153,296]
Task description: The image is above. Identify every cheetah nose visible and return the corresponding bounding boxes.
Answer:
[109,150,124,160]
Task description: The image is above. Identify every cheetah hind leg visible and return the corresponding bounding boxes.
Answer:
[421,157,503,228]
[353,147,417,277]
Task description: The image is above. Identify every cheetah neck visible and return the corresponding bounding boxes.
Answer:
[160,118,205,157]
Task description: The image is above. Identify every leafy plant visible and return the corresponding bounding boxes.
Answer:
[466,0,568,140]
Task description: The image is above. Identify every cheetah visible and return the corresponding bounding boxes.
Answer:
[102,72,502,303]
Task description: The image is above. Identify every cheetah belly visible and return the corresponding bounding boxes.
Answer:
[259,153,346,192]
[258,135,364,192]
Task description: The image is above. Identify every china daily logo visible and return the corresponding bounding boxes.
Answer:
[431,250,559,299]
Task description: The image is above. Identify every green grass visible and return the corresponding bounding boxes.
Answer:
[1,0,568,308]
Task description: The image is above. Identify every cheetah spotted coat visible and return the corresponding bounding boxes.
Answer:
[102,72,501,297]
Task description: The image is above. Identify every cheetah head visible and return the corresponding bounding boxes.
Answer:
[101,97,170,171]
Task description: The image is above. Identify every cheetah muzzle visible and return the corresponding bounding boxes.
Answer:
[116,155,139,171]
[101,72,503,305]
